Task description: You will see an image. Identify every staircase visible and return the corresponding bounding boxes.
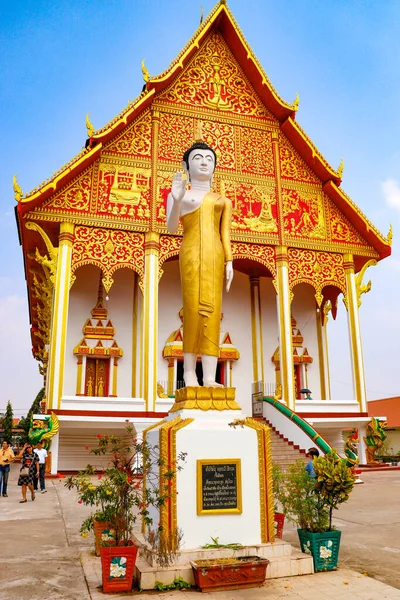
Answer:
[255,417,307,471]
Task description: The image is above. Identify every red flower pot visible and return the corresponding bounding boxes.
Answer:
[191,556,269,593]
[274,512,285,539]
[100,545,138,593]
[93,520,115,557]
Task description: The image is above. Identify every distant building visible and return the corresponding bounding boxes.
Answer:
[368,398,400,454]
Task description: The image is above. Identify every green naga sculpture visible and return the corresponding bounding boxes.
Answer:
[344,428,359,468]
[364,417,387,464]
[28,412,59,450]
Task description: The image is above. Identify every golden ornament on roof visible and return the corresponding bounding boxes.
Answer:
[386,224,393,246]
[141,59,150,83]
[292,92,300,111]
[337,158,344,178]
[86,113,95,138]
[13,174,23,202]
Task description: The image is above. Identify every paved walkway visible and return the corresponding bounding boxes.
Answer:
[0,468,399,600]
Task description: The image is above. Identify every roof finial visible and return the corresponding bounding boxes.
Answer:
[194,120,204,142]
[200,4,204,23]
[337,158,344,178]
[86,113,95,138]
[13,174,23,202]
[292,93,300,111]
[220,0,227,4]
[387,224,393,246]
[142,59,150,83]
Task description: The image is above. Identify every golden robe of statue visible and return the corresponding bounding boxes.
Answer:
[180,192,232,357]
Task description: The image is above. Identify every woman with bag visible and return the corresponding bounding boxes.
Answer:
[16,443,39,503]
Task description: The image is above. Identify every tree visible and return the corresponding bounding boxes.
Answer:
[19,388,44,436]
[3,401,13,443]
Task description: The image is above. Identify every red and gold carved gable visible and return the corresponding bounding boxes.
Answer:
[103,110,152,158]
[279,135,320,185]
[157,32,276,120]
[326,200,370,247]
[34,166,94,216]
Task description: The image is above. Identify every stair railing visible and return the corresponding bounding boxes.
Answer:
[262,396,339,458]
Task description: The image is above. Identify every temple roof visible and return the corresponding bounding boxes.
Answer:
[15,0,391,260]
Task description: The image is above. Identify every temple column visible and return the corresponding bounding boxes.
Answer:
[249,275,265,391]
[143,232,160,410]
[344,254,367,412]
[50,432,60,475]
[275,246,295,409]
[316,305,331,400]
[47,222,74,410]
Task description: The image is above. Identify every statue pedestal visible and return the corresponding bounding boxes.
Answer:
[144,387,275,549]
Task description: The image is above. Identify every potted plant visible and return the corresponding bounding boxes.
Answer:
[65,425,186,593]
[275,450,355,571]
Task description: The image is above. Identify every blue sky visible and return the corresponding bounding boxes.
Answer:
[1,0,400,414]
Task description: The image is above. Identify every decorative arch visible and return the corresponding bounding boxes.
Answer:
[70,226,145,292]
[158,235,182,280]
[232,242,276,277]
[288,249,346,306]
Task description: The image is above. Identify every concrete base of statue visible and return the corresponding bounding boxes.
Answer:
[145,387,274,548]
[140,387,314,588]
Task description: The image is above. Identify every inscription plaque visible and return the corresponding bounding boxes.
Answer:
[196,459,242,515]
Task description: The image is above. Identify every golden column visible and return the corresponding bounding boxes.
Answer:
[143,232,160,411]
[275,246,295,409]
[47,222,74,410]
[249,275,265,390]
[343,254,367,411]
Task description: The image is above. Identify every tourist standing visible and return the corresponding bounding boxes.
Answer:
[305,447,320,478]
[0,440,15,497]
[15,443,39,503]
[34,441,48,493]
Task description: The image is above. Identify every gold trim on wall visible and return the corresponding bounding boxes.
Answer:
[243,417,275,543]
[131,272,138,397]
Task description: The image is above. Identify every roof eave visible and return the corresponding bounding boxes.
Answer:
[281,117,341,186]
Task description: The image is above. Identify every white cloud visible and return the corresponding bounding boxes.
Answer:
[382,178,400,211]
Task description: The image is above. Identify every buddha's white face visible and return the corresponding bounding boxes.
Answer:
[186,149,215,182]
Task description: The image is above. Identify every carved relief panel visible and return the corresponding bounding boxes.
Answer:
[157,32,276,120]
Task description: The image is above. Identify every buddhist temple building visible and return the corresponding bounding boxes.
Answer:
[15,1,391,471]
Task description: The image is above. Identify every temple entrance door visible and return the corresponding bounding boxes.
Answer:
[85,358,110,397]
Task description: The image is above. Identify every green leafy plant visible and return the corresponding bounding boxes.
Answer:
[65,424,186,547]
[201,536,243,551]
[274,451,355,533]
[154,577,191,591]
[3,400,13,442]
[313,450,356,530]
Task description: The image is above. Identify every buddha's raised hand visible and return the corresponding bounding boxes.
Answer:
[171,171,186,203]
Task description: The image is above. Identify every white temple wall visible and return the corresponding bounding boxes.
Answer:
[158,259,182,389]
[259,276,280,395]
[327,298,354,401]
[64,265,134,399]
[291,283,321,400]
[222,270,253,415]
